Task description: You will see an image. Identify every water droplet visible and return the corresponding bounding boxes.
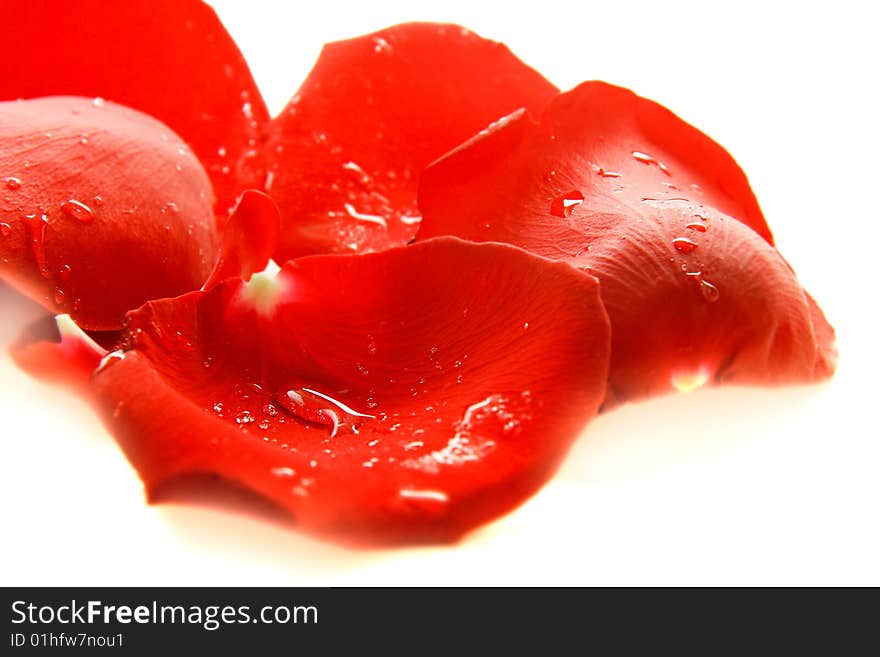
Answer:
[632,151,671,175]
[271,466,296,478]
[0,222,11,237]
[670,366,711,392]
[53,287,65,305]
[550,190,585,218]
[398,488,449,510]
[344,203,387,228]
[686,222,707,232]
[57,264,71,281]
[235,410,255,425]
[92,195,104,207]
[262,403,278,417]
[61,200,94,223]
[596,167,621,178]
[672,237,698,254]
[212,402,224,414]
[700,279,720,303]
[276,387,375,438]
[92,97,106,107]
[341,161,373,187]
[23,213,50,278]
[217,146,227,158]
[373,36,392,53]
[366,334,377,355]
[4,176,21,190]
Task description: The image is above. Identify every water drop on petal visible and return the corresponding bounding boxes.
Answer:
[550,190,585,218]
[672,237,699,254]
[61,200,94,223]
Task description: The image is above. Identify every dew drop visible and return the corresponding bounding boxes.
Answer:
[700,279,720,303]
[596,167,621,178]
[212,402,224,414]
[92,97,106,107]
[344,203,387,228]
[632,151,671,175]
[686,222,707,232]
[398,488,449,510]
[61,200,94,223]
[5,176,21,190]
[57,263,71,281]
[550,190,585,218]
[23,213,50,278]
[671,366,711,393]
[276,387,375,438]
[53,287,65,305]
[235,410,255,425]
[672,237,698,254]
[0,222,11,237]
[373,36,392,53]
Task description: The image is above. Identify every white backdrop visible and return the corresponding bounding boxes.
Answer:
[1,0,877,585]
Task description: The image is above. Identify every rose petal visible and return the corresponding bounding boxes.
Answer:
[0,97,218,330]
[417,82,835,405]
[265,22,558,259]
[0,0,268,214]
[202,190,281,291]
[91,238,610,544]
[10,315,106,392]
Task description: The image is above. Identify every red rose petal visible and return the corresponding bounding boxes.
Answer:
[418,82,835,405]
[265,23,558,259]
[0,97,218,330]
[0,0,268,214]
[91,238,611,544]
[10,315,106,392]
[202,190,281,291]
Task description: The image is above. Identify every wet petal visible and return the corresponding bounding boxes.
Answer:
[0,97,217,330]
[91,238,610,545]
[265,22,557,259]
[0,0,269,214]
[10,314,106,392]
[418,82,835,405]
[202,190,280,291]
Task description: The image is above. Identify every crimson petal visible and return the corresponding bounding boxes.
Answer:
[0,0,268,214]
[10,315,106,392]
[202,190,280,291]
[265,23,558,259]
[0,97,217,330]
[91,238,610,545]
[418,82,835,405]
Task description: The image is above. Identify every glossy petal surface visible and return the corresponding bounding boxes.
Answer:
[266,23,558,259]
[0,97,217,330]
[418,82,835,404]
[0,0,269,214]
[203,190,281,291]
[92,238,611,544]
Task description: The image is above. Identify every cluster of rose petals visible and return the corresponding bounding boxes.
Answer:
[0,1,835,545]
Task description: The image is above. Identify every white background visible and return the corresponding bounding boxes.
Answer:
[1,0,877,585]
